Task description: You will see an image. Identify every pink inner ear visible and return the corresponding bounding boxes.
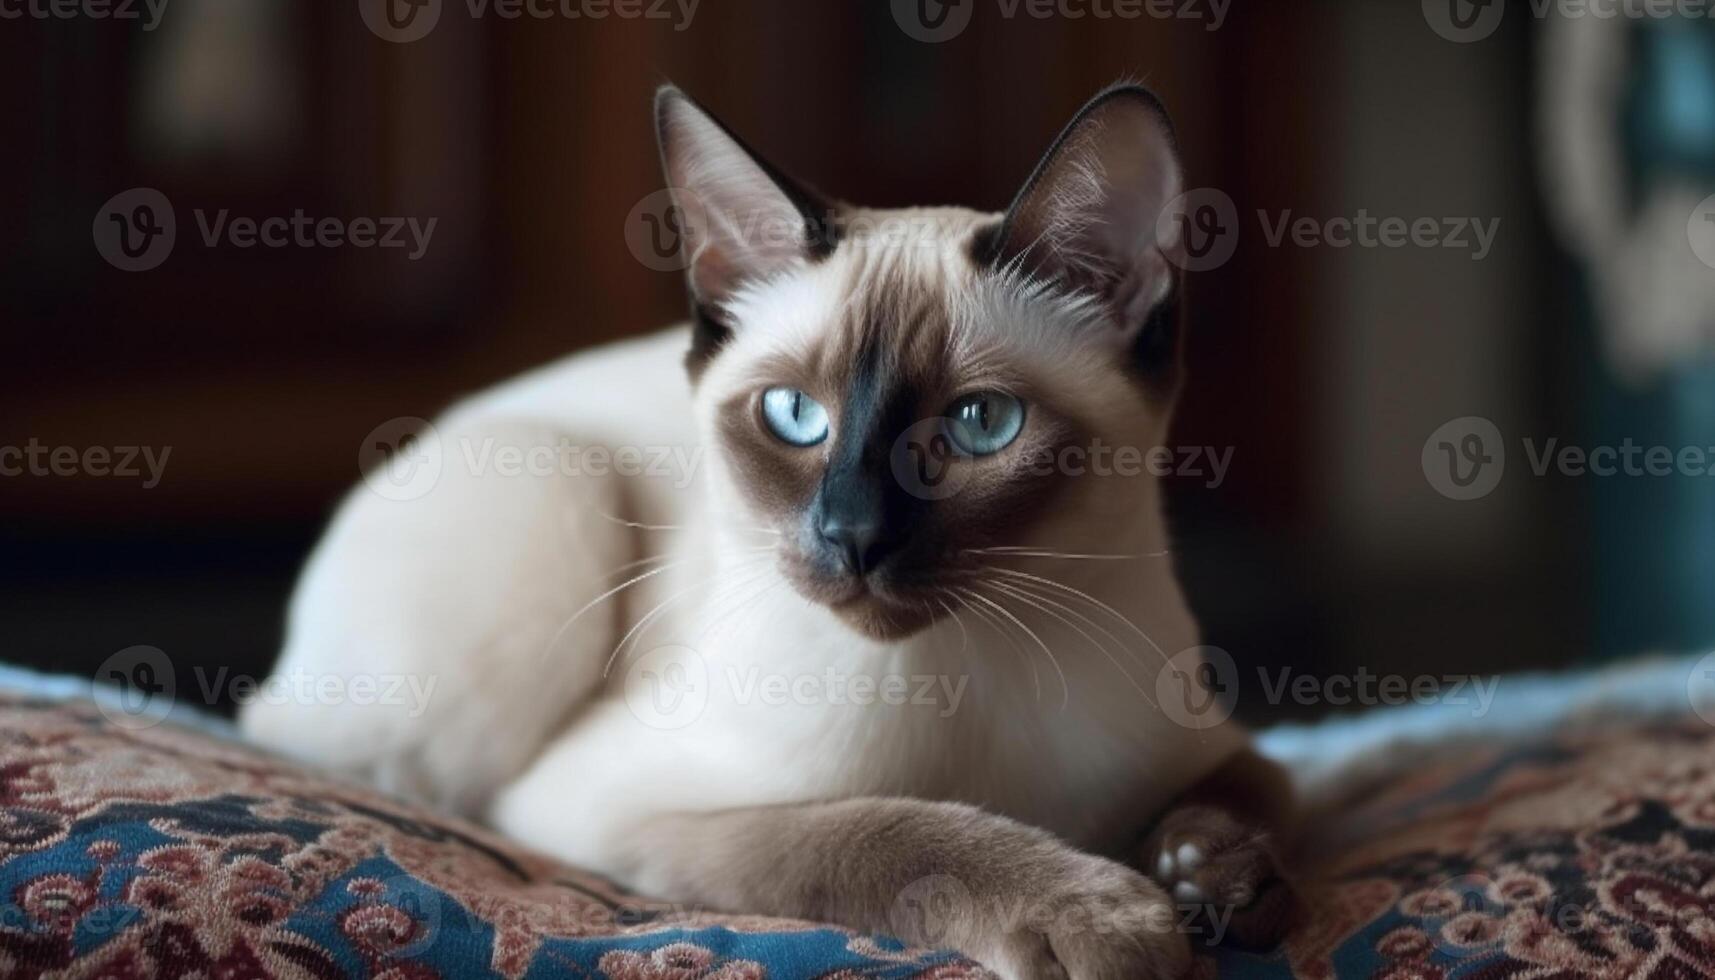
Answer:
[994,88,1184,338]
[658,91,817,309]
[688,205,814,305]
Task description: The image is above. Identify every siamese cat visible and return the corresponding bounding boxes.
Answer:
[243,84,1295,979]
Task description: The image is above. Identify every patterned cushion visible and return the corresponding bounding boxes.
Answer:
[1217,719,1715,979]
[6,692,1714,979]
[0,697,984,979]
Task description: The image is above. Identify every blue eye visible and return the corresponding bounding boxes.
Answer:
[761,387,830,447]
[945,392,1026,456]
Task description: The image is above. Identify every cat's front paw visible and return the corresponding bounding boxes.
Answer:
[1146,805,1295,950]
[893,852,1192,980]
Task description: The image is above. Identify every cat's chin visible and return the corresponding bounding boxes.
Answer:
[827,595,938,641]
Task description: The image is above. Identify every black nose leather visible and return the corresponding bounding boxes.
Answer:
[819,517,888,575]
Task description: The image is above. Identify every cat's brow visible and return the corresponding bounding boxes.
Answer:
[826,261,954,389]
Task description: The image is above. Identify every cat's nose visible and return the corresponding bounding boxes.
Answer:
[818,517,888,576]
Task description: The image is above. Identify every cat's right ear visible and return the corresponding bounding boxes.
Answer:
[978,85,1185,364]
[654,86,833,360]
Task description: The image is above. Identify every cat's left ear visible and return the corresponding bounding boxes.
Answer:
[981,85,1184,349]
[654,86,834,363]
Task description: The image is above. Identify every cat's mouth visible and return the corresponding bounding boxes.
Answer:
[778,552,940,640]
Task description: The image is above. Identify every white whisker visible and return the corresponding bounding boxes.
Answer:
[966,547,1169,561]
[987,578,1156,708]
[936,596,970,655]
[602,552,776,677]
[554,543,778,661]
[987,567,1171,669]
[985,572,1140,671]
[953,587,1039,701]
[596,510,780,537]
[542,558,694,665]
[697,568,784,641]
[603,552,677,578]
[965,586,1070,712]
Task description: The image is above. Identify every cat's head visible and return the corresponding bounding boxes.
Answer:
[656,85,1191,641]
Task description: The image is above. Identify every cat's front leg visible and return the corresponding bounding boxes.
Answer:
[1140,750,1298,951]
[629,798,1192,980]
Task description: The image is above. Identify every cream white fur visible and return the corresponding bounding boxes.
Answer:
[243,211,1246,907]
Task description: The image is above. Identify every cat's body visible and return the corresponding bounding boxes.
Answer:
[244,88,1293,980]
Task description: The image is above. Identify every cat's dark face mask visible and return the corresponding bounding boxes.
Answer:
[756,337,1076,641]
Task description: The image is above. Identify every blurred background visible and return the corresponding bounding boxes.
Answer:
[4,0,1715,721]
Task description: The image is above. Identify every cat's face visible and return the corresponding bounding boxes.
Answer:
[658,86,1188,640]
